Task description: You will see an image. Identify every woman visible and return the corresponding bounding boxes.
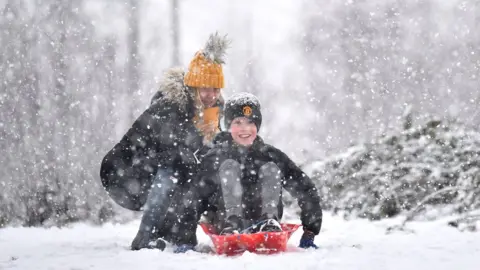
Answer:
[100,33,230,250]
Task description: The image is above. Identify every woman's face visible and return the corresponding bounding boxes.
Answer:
[230,117,257,146]
[198,88,221,107]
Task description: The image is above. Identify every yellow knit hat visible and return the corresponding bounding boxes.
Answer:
[184,32,230,89]
[184,52,224,88]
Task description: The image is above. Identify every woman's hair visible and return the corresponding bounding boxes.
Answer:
[193,88,224,125]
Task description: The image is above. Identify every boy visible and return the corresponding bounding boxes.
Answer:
[178,93,322,252]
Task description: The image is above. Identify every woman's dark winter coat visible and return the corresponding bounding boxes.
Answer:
[100,68,206,212]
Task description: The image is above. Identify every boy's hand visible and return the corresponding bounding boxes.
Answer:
[299,230,318,249]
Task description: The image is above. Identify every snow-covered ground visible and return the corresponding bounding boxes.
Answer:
[0,213,478,270]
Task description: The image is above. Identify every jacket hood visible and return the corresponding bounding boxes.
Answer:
[150,67,225,115]
[150,68,194,112]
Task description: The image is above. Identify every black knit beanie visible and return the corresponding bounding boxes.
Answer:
[224,93,262,131]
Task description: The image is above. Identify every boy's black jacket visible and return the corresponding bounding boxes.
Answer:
[180,132,323,243]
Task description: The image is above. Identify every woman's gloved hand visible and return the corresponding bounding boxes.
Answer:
[173,244,196,253]
[299,230,318,249]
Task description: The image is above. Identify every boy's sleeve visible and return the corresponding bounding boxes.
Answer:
[178,154,221,242]
[195,154,222,214]
[276,150,323,235]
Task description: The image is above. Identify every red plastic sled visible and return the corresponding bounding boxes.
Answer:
[200,223,301,256]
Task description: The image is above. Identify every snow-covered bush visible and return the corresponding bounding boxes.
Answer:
[304,116,480,221]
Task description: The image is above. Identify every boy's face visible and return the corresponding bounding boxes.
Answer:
[230,117,257,146]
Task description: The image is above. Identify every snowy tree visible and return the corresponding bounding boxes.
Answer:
[3,0,480,229]
[170,0,180,66]
[0,0,45,226]
[126,0,142,123]
[0,0,130,226]
[305,112,480,221]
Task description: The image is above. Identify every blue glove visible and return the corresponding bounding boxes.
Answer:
[173,244,196,253]
[299,231,318,249]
